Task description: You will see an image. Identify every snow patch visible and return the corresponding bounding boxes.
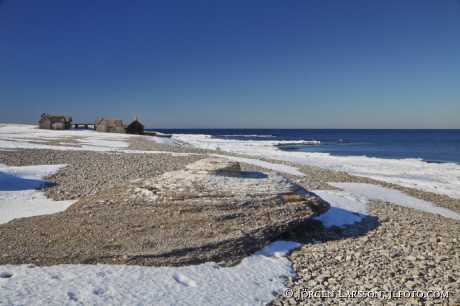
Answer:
[313,183,460,228]
[0,241,300,305]
[0,164,75,224]
[330,183,460,221]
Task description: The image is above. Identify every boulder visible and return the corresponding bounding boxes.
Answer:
[0,158,330,267]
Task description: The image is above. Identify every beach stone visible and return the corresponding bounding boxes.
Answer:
[0,158,330,267]
[184,157,241,173]
[139,158,324,202]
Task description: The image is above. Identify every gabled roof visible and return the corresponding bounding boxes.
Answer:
[127,120,144,128]
[41,113,72,122]
[95,118,105,125]
[39,115,51,123]
[95,118,123,127]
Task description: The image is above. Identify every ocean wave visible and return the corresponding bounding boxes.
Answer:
[276,140,320,146]
[217,134,277,138]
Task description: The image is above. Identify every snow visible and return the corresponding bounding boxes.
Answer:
[0,161,299,305]
[0,164,75,224]
[174,133,460,199]
[0,124,189,151]
[314,183,460,228]
[145,135,184,146]
[329,183,460,221]
[0,242,299,306]
[211,154,305,176]
[313,189,368,228]
[0,164,68,181]
[0,125,132,152]
[0,189,75,225]
[301,154,460,200]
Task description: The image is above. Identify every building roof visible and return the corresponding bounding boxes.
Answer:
[40,113,72,122]
[127,120,144,128]
[95,118,123,127]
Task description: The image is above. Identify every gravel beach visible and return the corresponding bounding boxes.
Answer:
[1,134,459,305]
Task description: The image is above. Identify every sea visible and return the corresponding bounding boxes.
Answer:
[146,129,460,165]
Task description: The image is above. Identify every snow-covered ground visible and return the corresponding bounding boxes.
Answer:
[0,241,300,306]
[314,183,460,228]
[0,124,185,152]
[0,164,75,224]
[1,124,460,305]
[174,133,460,200]
[0,163,302,305]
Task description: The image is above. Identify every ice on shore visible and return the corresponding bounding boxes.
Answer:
[314,182,460,228]
[174,133,460,200]
[313,189,368,227]
[328,183,460,221]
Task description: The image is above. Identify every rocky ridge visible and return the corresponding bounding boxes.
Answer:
[0,158,330,267]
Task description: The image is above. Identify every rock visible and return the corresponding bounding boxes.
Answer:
[0,158,330,267]
[184,157,241,172]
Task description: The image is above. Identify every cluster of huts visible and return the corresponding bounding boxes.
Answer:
[94,116,144,134]
[38,113,144,135]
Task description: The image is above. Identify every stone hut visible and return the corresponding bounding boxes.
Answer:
[126,116,144,135]
[38,113,72,130]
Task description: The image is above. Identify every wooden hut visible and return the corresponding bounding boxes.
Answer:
[111,123,127,134]
[126,116,144,135]
[94,118,108,132]
[94,118,124,133]
[38,113,72,130]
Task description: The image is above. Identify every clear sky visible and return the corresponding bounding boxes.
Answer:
[1,0,459,128]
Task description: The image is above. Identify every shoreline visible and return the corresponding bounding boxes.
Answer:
[1,125,459,305]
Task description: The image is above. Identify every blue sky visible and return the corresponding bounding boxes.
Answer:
[1,0,459,128]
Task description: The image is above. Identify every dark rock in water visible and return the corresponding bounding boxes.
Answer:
[0,158,330,267]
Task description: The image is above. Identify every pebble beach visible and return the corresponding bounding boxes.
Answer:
[0,126,459,305]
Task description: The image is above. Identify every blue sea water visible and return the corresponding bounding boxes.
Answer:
[146,129,460,165]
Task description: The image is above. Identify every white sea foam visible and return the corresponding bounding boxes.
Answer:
[218,134,277,138]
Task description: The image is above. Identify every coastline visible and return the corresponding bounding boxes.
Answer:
[0,124,459,305]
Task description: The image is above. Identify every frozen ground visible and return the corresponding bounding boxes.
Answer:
[174,133,460,199]
[0,242,300,306]
[0,164,301,305]
[314,183,460,228]
[1,124,459,305]
[0,124,310,176]
[0,164,75,224]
